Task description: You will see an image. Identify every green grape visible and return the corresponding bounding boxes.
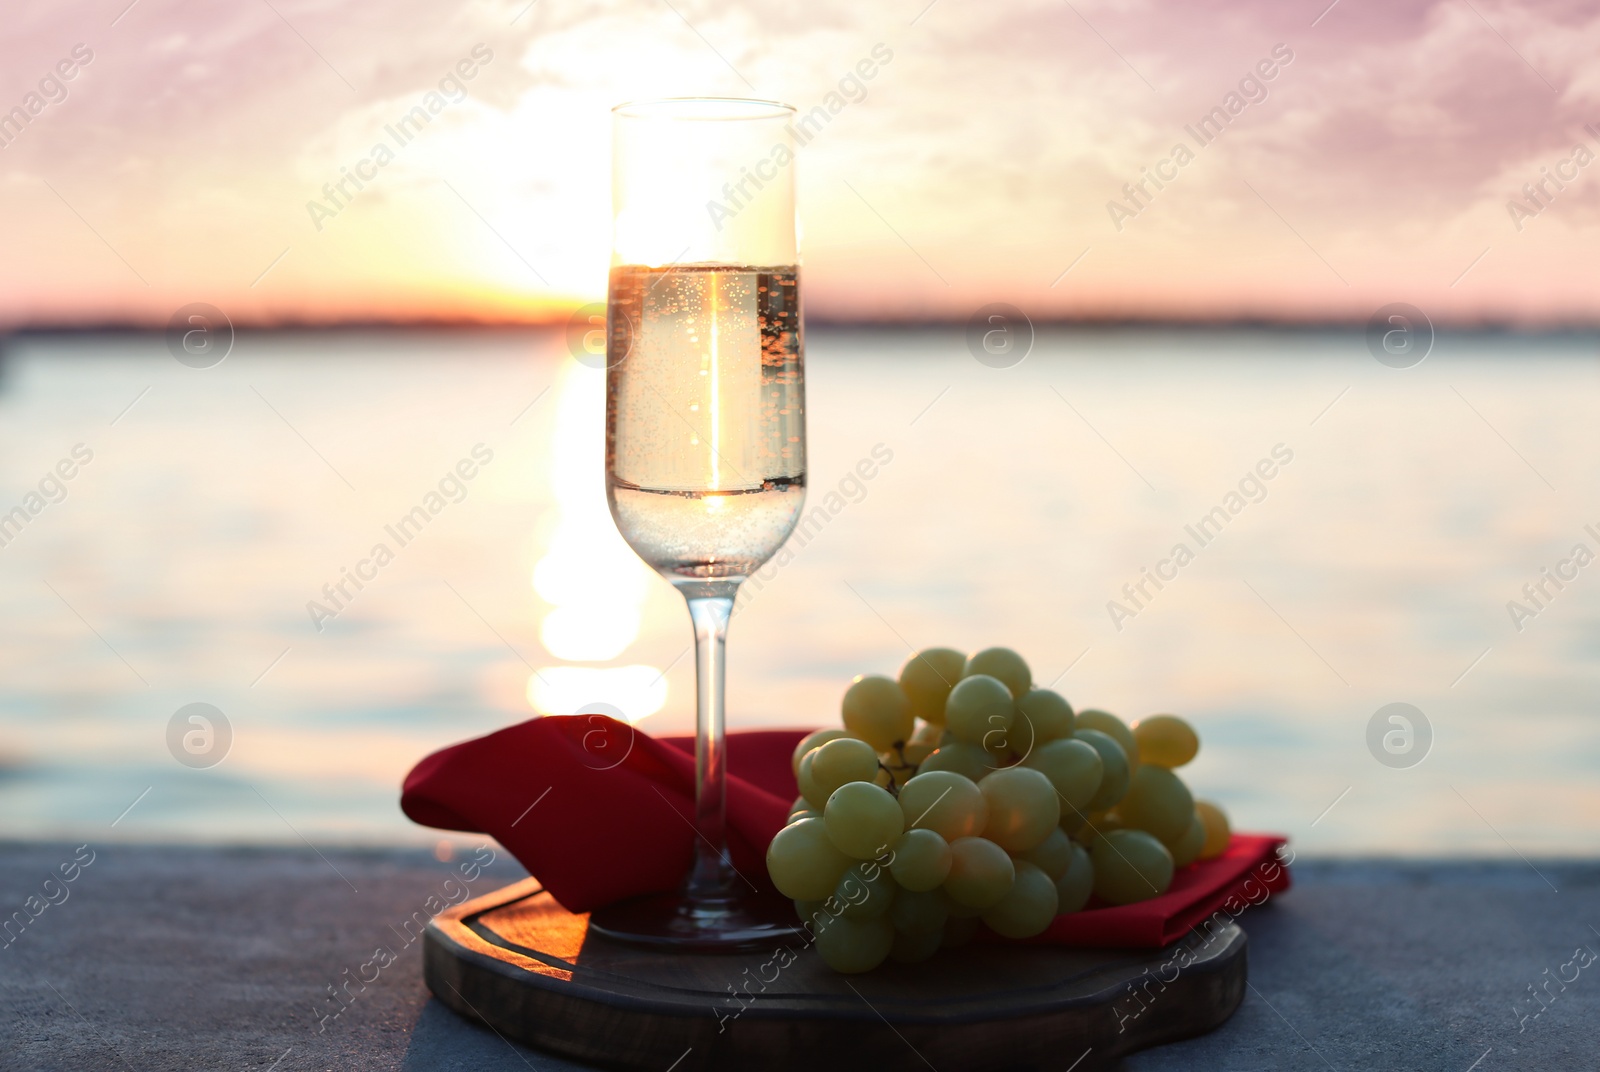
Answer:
[963,647,1032,698]
[899,647,966,724]
[981,859,1058,939]
[879,755,917,790]
[917,742,993,784]
[1075,810,1125,851]
[899,770,987,842]
[942,836,1015,909]
[767,817,852,900]
[889,925,943,964]
[1169,811,1205,868]
[941,888,982,919]
[810,737,882,799]
[899,739,936,770]
[794,898,825,927]
[1091,829,1174,906]
[1016,688,1074,744]
[824,781,905,860]
[1054,842,1093,913]
[813,914,894,973]
[887,887,949,936]
[832,860,897,920]
[942,914,980,948]
[896,774,979,851]
[1195,800,1231,859]
[911,720,945,746]
[1019,827,1072,880]
[1076,710,1139,772]
[789,795,811,819]
[792,728,858,778]
[788,808,819,825]
[1059,808,1088,838]
[979,767,1060,853]
[1022,738,1103,817]
[1118,765,1195,844]
[944,675,1015,748]
[841,675,914,752]
[888,828,952,891]
[1132,714,1198,769]
[989,708,1032,767]
[797,750,830,811]
[1074,729,1131,811]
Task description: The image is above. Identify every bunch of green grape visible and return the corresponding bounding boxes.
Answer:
[765,646,1233,973]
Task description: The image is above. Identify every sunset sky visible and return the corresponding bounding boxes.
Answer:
[1,0,1598,327]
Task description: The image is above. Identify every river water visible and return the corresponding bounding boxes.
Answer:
[0,327,1595,856]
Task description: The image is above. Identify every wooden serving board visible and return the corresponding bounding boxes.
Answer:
[425,878,1246,1071]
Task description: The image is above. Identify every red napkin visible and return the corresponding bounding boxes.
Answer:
[401,716,1289,947]
[1040,831,1289,947]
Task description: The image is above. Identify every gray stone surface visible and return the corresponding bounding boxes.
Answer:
[0,843,1595,1071]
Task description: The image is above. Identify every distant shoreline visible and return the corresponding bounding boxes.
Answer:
[4,318,1599,340]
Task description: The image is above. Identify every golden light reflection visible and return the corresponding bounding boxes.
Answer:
[530,361,664,720]
[709,282,721,490]
[527,665,668,723]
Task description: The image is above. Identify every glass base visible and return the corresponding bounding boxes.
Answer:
[587,889,803,953]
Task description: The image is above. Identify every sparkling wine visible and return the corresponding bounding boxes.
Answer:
[606,263,806,582]
[590,98,808,950]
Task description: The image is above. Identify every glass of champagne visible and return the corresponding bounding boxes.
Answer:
[589,98,806,949]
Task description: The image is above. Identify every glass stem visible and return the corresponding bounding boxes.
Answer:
[684,590,737,901]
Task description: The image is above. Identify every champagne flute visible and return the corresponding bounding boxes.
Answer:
[589,98,806,949]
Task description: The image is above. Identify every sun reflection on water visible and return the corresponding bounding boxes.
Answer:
[528,362,663,722]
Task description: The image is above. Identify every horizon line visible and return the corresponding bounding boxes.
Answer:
[5,312,1600,338]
